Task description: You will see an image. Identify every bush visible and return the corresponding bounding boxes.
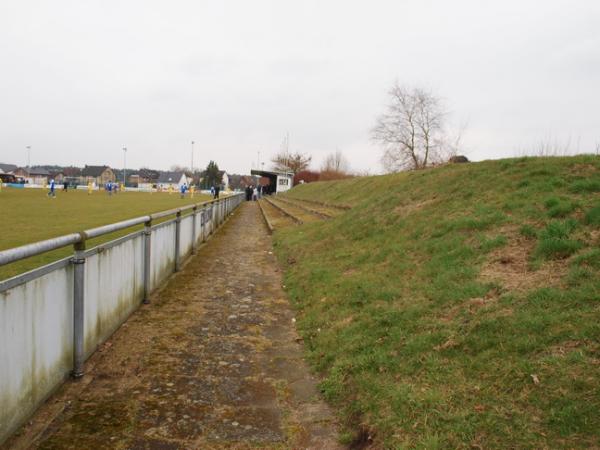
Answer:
[294,170,321,185]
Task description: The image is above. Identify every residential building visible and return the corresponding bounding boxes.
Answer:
[157,171,188,190]
[218,171,230,190]
[12,167,50,185]
[0,163,17,174]
[81,165,115,186]
[49,171,64,183]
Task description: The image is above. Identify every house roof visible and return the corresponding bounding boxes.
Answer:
[81,165,111,177]
[63,166,82,176]
[138,168,160,180]
[0,163,17,173]
[20,167,50,176]
[251,169,294,178]
[157,171,185,183]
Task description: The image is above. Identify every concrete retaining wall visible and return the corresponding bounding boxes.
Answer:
[0,260,74,444]
[150,222,176,290]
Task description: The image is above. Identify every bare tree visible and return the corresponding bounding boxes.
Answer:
[321,150,350,173]
[533,135,572,156]
[513,135,575,157]
[271,151,312,175]
[320,150,353,181]
[372,83,455,172]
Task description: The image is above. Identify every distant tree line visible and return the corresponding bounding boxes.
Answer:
[268,149,354,185]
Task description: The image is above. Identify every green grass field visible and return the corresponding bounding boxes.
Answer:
[276,155,600,449]
[0,188,212,280]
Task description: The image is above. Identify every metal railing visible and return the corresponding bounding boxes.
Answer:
[0,193,244,444]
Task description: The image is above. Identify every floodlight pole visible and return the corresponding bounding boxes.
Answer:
[26,146,31,168]
[122,147,127,186]
[191,141,195,174]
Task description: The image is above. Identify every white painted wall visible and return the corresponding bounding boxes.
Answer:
[276,175,293,193]
[150,223,176,290]
[0,263,74,444]
[83,235,145,357]
[179,215,194,259]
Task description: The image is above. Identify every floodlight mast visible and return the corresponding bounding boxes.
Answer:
[191,141,195,174]
[122,147,127,185]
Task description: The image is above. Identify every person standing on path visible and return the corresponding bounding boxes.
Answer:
[214,185,220,199]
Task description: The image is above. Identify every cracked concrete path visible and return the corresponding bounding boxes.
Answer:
[7,202,342,450]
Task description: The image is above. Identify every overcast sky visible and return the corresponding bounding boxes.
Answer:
[1,0,598,174]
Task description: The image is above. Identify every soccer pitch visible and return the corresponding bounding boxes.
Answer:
[0,187,213,280]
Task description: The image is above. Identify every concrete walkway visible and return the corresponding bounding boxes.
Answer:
[9,203,342,450]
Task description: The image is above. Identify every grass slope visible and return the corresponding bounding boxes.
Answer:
[0,189,211,280]
[275,156,600,449]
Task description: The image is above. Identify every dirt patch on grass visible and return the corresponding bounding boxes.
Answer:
[479,231,568,292]
[393,198,437,218]
[441,288,502,323]
[569,163,599,176]
[546,339,600,358]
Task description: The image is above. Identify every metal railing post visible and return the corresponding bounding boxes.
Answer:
[143,219,152,304]
[201,208,206,242]
[211,204,216,234]
[192,206,198,254]
[175,210,182,272]
[72,239,86,378]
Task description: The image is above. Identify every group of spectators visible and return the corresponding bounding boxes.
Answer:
[245,184,262,201]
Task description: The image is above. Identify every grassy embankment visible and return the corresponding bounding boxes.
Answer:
[0,188,211,280]
[275,156,600,449]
